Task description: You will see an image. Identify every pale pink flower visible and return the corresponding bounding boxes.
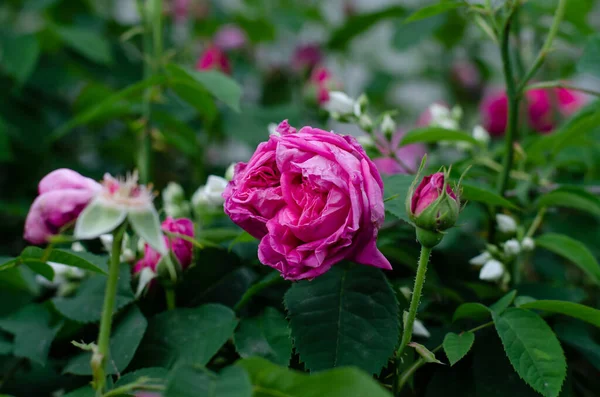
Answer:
[373,131,426,175]
[214,25,247,50]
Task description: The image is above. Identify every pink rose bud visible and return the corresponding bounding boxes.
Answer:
[373,130,426,176]
[223,120,391,281]
[196,45,231,75]
[407,170,460,247]
[556,87,586,116]
[305,66,340,105]
[24,169,101,244]
[292,44,323,72]
[214,25,247,51]
[134,217,194,274]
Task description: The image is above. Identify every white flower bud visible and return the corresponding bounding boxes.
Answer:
[381,114,396,138]
[71,242,85,252]
[225,163,236,181]
[469,251,491,266]
[162,182,185,205]
[358,114,373,132]
[521,237,535,251]
[472,125,490,145]
[356,135,375,149]
[268,123,279,136]
[429,103,451,121]
[496,214,517,233]
[479,259,504,281]
[192,175,229,212]
[324,91,356,116]
[450,105,463,121]
[413,319,430,338]
[504,239,521,256]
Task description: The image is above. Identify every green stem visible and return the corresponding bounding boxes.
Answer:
[526,81,600,97]
[165,288,176,310]
[396,321,494,393]
[526,206,547,238]
[393,245,431,395]
[516,0,567,93]
[93,224,126,395]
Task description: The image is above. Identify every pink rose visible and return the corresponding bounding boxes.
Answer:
[411,173,457,217]
[224,120,392,281]
[373,131,426,175]
[196,46,231,75]
[214,25,247,50]
[134,217,194,273]
[24,169,101,244]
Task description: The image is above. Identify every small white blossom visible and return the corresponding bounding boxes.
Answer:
[192,175,229,211]
[521,237,535,251]
[71,242,85,252]
[36,262,85,288]
[356,135,375,149]
[268,123,279,136]
[479,259,505,281]
[162,182,185,205]
[225,163,236,181]
[323,91,356,115]
[427,103,461,131]
[469,251,491,266]
[380,114,396,137]
[472,125,490,145]
[496,214,517,233]
[504,239,521,256]
[413,319,431,338]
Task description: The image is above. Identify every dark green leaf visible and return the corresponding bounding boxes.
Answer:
[405,2,465,23]
[164,365,252,397]
[164,64,218,121]
[284,264,399,374]
[520,300,600,328]
[443,332,475,366]
[383,174,414,222]
[490,290,517,314]
[20,247,108,274]
[452,302,490,322]
[56,26,112,64]
[0,304,62,365]
[493,308,566,397]
[0,35,40,84]
[393,15,444,50]
[238,357,392,397]
[0,117,13,162]
[554,322,600,371]
[114,367,169,388]
[535,233,600,284]
[234,307,292,366]
[64,305,147,375]
[536,186,600,217]
[401,127,477,146]
[461,184,520,210]
[52,264,134,323]
[132,304,237,368]
[62,386,95,397]
[578,33,600,78]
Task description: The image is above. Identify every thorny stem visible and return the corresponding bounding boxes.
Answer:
[393,245,431,395]
[93,223,127,396]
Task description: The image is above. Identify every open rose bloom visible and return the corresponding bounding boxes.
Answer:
[224,120,391,280]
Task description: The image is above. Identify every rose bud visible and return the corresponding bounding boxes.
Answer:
[406,169,460,247]
[196,45,231,74]
[24,169,101,244]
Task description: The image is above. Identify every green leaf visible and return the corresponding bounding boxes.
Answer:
[493,308,566,397]
[164,365,252,397]
[327,6,406,50]
[62,386,95,397]
[393,14,444,50]
[238,357,392,397]
[578,33,600,78]
[52,264,134,323]
[0,35,40,84]
[0,304,62,365]
[490,290,517,314]
[56,26,112,64]
[409,342,443,364]
[128,208,167,255]
[536,186,600,217]
[0,332,13,355]
[383,174,414,222]
[452,302,490,322]
[405,2,464,23]
[64,305,147,375]
[0,117,13,162]
[284,264,399,374]
[461,183,520,210]
[554,322,600,371]
[535,233,600,284]
[520,300,600,328]
[234,307,291,366]
[74,199,127,240]
[443,332,475,366]
[164,65,218,122]
[19,247,107,274]
[132,304,237,368]
[113,367,169,388]
[401,127,477,146]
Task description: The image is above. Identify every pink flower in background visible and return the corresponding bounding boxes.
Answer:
[480,86,586,136]
[134,217,194,273]
[451,61,482,96]
[24,169,101,244]
[292,44,323,72]
[196,45,231,74]
[172,0,190,22]
[224,120,391,281]
[214,25,247,50]
[373,131,426,175]
[307,66,339,104]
